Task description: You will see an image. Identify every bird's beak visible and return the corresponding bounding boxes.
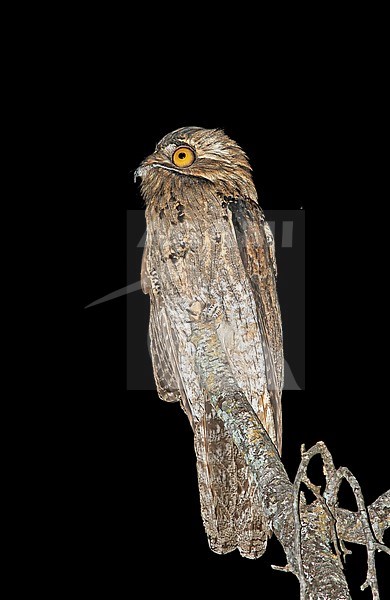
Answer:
[134,155,156,182]
[134,165,149,183]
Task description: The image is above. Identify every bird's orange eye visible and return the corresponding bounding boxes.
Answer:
[172,147,195,168]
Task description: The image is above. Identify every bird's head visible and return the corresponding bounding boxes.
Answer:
[134,127,257,202]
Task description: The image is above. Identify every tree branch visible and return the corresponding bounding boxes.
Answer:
[335,491,390,546]
[191,322,389,599]
[213,390,351,599]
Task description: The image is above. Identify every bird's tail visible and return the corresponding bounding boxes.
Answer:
[194,401,269,558]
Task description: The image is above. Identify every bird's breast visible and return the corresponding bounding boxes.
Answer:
[146,190,236,259]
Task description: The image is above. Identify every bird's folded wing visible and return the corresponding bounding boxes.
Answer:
[229,198,283,453]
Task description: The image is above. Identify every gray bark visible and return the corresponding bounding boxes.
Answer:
[336,492,390,545]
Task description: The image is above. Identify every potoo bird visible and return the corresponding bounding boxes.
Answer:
[135,127,283,559]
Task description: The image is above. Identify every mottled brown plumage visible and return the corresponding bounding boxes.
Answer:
[135,127,283,558]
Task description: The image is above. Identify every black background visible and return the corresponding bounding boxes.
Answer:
[78,81,389,595]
